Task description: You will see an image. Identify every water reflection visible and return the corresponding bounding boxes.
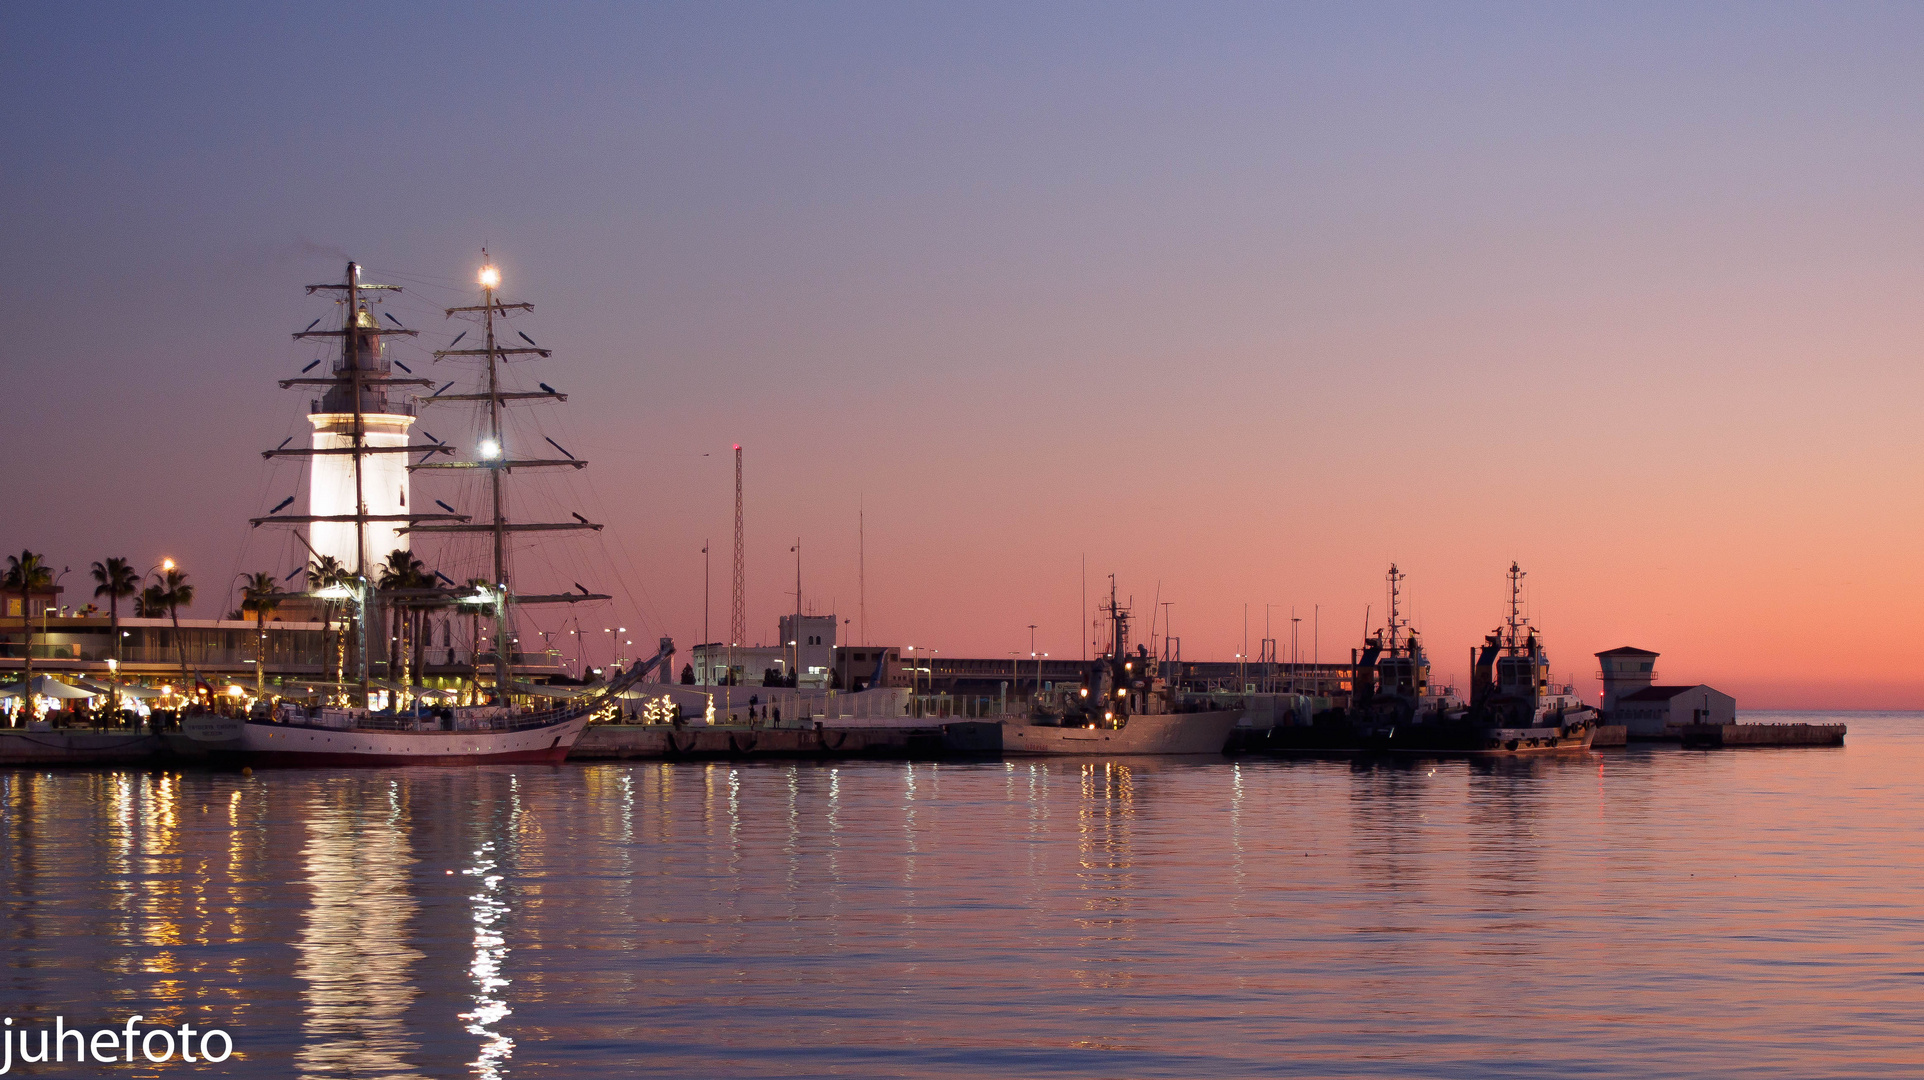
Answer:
[460,841,512,1079]
[1072,761,1140,993]
[5,722,1924,1078]
[294,783,423,1079]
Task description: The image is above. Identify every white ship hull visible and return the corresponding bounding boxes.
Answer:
[999,711,1241,756]
[193,712,590,767]
[0,730,166,766]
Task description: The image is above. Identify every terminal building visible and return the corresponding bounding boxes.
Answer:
[693,612,1360,702]
[0,612,567,694]
[691,613,840,689]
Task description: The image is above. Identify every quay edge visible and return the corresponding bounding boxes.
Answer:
[1679,722,1846,748]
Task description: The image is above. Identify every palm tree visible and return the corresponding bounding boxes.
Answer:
[157,566,195,694]
[239,571,279,700]
[136,584,165,618]
[466,577,490,703]
[91,557,139,723]
[306,554,348,699]
[377,550,427,697]
[410,585,437,695]
[3,551,53,723]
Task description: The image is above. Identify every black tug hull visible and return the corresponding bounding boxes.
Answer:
[1262,717,1596,757]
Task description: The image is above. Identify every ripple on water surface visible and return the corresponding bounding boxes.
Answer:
[1,711,1921,1078]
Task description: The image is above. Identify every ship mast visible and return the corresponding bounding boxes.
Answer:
[483,262,509,692]
[411,255,611,701]
[253,262,467,706]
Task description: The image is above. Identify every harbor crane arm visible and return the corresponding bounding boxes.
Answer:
[613,638,677,682]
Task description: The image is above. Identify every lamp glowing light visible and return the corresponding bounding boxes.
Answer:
[161,558,175,572]
[478,438,501,460]
[479,265,500,289]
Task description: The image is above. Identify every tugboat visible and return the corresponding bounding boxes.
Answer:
[960,578,1242,756]
[1357,564,1465,726]
[1386,562,1597,755]
[1270,563,1595,756]
[187,258,668,766]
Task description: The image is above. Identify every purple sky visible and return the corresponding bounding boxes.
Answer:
[5,4,1924,702]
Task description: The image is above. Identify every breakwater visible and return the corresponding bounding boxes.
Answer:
[1679,722,1847,748]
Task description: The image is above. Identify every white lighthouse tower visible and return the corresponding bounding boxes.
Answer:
[306,267,417,574]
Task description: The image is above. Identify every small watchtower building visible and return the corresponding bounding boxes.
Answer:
[1595,646,1659,717]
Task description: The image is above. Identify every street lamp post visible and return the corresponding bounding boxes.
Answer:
[1027,624,1037,698]
[927,648,939,716]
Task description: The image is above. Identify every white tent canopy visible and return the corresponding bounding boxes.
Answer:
[71,678,164,700]
[1,675,98,700]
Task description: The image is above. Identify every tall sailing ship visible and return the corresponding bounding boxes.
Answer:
[187,258,668,765]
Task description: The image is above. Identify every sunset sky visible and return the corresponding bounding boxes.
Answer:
[4,4,1923,707]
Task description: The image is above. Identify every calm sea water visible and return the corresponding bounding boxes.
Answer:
[2,711,1920,1079]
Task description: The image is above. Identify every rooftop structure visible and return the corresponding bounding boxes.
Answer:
[1595,645,1660,715]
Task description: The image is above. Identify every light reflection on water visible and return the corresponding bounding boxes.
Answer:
[0,711,1922,1077]
[460,841,512,1079]
[293,785,423,1079]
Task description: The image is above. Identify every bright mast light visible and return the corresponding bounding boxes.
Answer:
[479,264,500,289]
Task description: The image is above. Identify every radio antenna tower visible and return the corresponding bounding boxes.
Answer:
[731,444,746,648]
[858,496,866,646]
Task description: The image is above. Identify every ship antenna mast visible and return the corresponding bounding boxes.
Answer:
[1385,563,1405,655]
[1506,561,1526,651]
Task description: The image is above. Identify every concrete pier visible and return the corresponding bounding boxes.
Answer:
[1678,723,1846,748]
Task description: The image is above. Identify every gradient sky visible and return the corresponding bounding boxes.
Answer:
[4,3,1923,706]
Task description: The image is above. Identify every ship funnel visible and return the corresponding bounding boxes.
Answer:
[1470,632,1501,709]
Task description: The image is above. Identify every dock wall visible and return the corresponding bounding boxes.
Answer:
[1678,723,1846,748]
